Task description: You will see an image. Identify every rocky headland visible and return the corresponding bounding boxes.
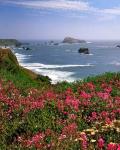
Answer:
[0,39,21,47]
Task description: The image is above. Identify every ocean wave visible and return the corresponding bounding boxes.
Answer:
[35,69,76,84]
[96,46,114,48]
[65,49,71,52]
[14,53,93,83]
[110,61,120,66]
[15,53,32,62]
[87,41,92,44]
[80,53,94,56]
[88,53,94,56]
[20,63,94,69]
[15,53,32,57]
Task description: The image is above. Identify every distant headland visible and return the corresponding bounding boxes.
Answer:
[0,39,21,47]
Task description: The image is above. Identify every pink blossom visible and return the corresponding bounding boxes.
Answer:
[97,138,105,149]
[69,114,77,120]
[107,143,117,150]
[97,92,109,100]
[62,123,77,135]
[117,147,120,150]
[80,91,91,99]
[80,132,87,150]
[91,112,97,120]
[86,82,95,90]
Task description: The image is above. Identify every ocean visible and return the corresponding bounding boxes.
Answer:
[13,40,120,84]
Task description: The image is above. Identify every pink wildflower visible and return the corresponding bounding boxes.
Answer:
[97,138,105,149]
[107,143,117,150]
[80,132,87,150]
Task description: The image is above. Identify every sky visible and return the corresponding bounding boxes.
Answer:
[0,0,120,40]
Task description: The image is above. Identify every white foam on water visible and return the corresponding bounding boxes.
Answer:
[35,69,76,84]
[14,52,93,84]
[15,53,32,63]
[87,41,92,44]
[65,49,71,52]
[80,53,94,56]
[20,63,94,69]
[87,53,94,56]
[110,61,120,66]
[96,45,114,48]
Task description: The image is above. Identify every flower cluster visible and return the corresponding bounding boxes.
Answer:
[0,77,120,149]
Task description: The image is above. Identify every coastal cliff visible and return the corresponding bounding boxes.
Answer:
[0,48,19,67]
[0,48,51,88]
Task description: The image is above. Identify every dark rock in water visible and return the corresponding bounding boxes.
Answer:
[49,41,54,45]
[78,48,89,54]
[54,43,59,46]
[116,45,120,48]
[22,47,32,50]
[26,47,31,51]
[50,41,54,43]
[62,37,86,44]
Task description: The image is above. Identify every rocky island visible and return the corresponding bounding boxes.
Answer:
[0,39,21,47]
[62,37,86,44]
[116,45,120,48]
[78,48,89,54]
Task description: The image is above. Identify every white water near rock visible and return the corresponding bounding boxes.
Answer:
[15,52,93,83]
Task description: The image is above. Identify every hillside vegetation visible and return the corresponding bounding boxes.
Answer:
[0,48,51,91]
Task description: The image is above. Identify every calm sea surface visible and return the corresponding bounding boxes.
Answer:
[13,40,120,83]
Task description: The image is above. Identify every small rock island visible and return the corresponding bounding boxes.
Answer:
[116,45,120,48]
[62,37,86,44]
[78,48,89,54]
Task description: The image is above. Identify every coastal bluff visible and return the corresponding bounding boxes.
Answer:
[0,48,51,83]
[62,37,86,44]
[0,39,21,47]
[0,48,19,66]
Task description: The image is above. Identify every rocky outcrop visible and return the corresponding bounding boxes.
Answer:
[62,37,86,44]
[22,47,32,51]
[78,48,89,54]
[0,39,21,47]
[54,43,59,46]
[116,45,120,48]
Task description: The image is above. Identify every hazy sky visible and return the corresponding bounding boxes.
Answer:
[1,0,120,40]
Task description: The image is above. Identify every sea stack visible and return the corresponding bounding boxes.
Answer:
[78,48,89,54]
[62,37,86,44]
[116,45,120,48]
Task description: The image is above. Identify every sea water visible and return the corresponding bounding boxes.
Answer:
[13,40,120,84]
